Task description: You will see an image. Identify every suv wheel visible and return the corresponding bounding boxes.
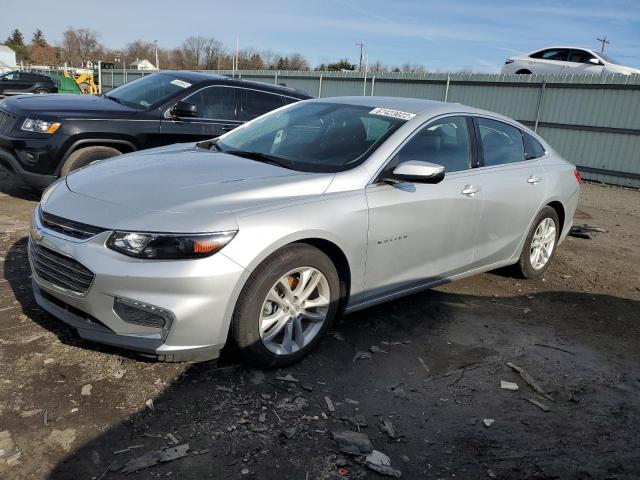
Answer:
[60,146,121,175]
[516,206,560,278]
[35,88,49,94]
[232,244,340,368]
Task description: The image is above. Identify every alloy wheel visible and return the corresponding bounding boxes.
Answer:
[530,217,557,270]
[259,267,330,355]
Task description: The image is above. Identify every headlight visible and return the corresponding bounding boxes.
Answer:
[106,231,237,259]
[21,118,61,134]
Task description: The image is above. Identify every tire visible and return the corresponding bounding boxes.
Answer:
[79,82,90,94]
[516,206,560,279]
[35,88,49,94]
[232,243,341,368]
[515,69,532,74]
[60,146,121,175]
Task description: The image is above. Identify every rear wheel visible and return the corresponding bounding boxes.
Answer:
[60,146,121,175]
[516,206,560,278]
[232,244,340,368]
[35,88,49,94]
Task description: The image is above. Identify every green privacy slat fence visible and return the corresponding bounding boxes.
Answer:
[32,68,640,188]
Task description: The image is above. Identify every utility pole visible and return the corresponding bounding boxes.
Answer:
[356,42,365,71]
[597,36,610,53]
[154,40,159,71]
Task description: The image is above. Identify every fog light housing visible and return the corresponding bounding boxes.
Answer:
[113,298,174,339]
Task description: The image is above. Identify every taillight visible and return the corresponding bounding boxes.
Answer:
[574,168,582,183]
[505,59,514,64]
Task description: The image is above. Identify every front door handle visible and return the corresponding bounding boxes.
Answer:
[527,175,542,184]
[461,185,481,196]
[221,124,238,132]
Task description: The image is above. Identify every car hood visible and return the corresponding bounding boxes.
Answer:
[51,146,333,232]
[3,93,137,118]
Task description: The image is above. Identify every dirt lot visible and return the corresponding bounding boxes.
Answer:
[0,167,639,480]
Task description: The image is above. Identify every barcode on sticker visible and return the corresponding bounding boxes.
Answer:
[369,108,416,120]
[170,79,192,88]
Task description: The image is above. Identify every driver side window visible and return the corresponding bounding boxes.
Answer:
[393,116,471,173]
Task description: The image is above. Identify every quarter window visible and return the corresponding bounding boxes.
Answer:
[477,118,525,166]
[394,116,471,173]
[239,89,285,121]
[523,132,546,159]
[186,86,237,120]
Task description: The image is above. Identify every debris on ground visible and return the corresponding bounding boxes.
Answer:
[569,224,605,239]
[417,357,430,372]
[483,419,495,427]
[166,433,179,444]
[365,450,402,478]
[350,414,368,428]
[325,396,336,412]
[81,384,92,396]
[19,409,42,418]
[381,419,397,439]
[332,430,373,455]
[276,373,299,383]
[353,351,372,362]
[370,345,388,354]
[500,380,519,391]
[121,444,189,473]
[527,397,551,412]
[241,468,250,475]
[6,450,21,467]
[300,383,314,392]
[506,362,553,401]
[277,396,308,412]
[145,399,154,411]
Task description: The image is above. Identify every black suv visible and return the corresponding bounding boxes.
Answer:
[0,71,311,189]
[0,71,58,97]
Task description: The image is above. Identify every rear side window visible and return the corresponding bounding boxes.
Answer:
[530,49,569,61]
[186,86,237,120]
[523,132,546,159]
[477,118,525,166]
[239,89,284,121]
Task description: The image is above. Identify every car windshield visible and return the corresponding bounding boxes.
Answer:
[598,52,619,64]
[216,102,408,173]
[105,73,192,109]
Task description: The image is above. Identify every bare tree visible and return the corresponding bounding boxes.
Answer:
[59,27,101,67]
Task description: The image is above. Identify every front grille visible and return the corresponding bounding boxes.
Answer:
[0,109,17,135]
[41,210,107,240]
[29,242,95,295]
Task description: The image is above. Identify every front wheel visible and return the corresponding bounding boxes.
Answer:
[516,206,560,278]
[231,244,340,367]
[60,146,121,175]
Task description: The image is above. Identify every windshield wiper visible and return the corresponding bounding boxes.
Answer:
[104,94,122,104]
[224,149,295,169]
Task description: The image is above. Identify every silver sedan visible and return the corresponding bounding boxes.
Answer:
[29,97,580,366]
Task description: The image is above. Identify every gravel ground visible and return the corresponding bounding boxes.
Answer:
[0,168,639,480]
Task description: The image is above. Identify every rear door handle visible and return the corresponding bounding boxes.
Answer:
[221,124,238,132]
[527,175,542,184]
[461,185,481,196]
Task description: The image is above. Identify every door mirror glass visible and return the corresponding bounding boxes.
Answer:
[387,160,445,184]
[588,58,601,65]
[172,101,198,118]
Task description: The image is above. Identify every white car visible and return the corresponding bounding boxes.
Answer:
[501,47,640,75]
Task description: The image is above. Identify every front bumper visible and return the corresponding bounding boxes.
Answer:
[0,141,58,189]
[28,211,247,362]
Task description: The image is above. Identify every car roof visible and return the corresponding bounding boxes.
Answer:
[159,70,311,98]
[529,46,598,54]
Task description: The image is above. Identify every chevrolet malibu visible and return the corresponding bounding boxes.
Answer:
[29,97,580,366]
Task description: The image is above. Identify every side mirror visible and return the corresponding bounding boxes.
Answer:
[171,101,198,118]
[589,58,601,65]
[384,160,445,184]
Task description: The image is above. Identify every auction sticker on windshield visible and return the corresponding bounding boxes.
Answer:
[170,79,192,88]
[369,107,416,120]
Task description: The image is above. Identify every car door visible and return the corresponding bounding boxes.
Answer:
[528,48,570,74]
[470,117,547,267]
[565,49,604,74]
[160,85,241,144]
[364,115,483,300]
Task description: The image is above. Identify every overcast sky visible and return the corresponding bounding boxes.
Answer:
[2,0,640,71]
